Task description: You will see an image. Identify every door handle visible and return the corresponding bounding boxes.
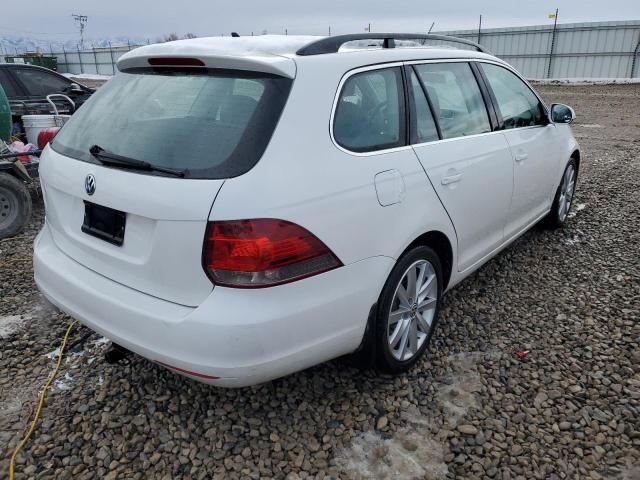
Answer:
[515,152,528,162]
[441,173,462,185]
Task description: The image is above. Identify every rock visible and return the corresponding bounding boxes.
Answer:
[458,425,478,435]
[376,416,389,430]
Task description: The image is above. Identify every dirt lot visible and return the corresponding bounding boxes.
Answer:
[1,84,639,480]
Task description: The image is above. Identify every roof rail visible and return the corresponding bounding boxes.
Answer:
[296,33,491,56]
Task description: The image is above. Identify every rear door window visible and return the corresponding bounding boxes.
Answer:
[414,62,491,139]
[479,63,546,129]
[51,69,292,179]
[12,67,71,96]
[333,67,405,152]
[408,70,439,144]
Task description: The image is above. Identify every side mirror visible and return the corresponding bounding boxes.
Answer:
[65,83,84,95]
[550,103,576,124]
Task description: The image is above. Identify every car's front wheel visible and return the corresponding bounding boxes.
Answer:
[375,246,443,373]
[545,158,578,228]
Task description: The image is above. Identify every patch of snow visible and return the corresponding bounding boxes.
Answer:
[335,352,488,479]
[335,428,449,479]
[563,235,583,245]
[530,78,640,85]
[66,350,85,366]
[53,372,74,391]
[436,352,483,427]
[0,315,24,338]
[568,203,586,218]
[578,124,603,129]
[45,347,61,359]
[95,336,110,345]
[62,73,113,81]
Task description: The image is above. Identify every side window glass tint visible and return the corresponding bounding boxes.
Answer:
[334,68,404,152]
[480,63,545,129]
[0,71,19,97]
[415,63,491,139]
[409,71,439,143]
[12,68,70,96]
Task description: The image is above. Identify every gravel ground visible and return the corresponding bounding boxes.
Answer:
[1,84,639,479]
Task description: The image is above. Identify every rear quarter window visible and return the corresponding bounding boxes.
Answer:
[333,67,406,153]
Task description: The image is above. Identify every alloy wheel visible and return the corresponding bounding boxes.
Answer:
[387,259,438,362]
[558,164,576,222]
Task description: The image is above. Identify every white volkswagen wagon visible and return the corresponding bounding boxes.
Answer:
[33,34,579,387]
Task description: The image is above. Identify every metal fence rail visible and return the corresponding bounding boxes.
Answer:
[438,20,640,79]
[19,20,640,80]
[53,43,144,76]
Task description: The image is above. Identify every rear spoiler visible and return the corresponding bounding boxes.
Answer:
[117,45,296,78]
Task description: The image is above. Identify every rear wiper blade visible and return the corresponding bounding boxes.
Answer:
[89,145,185,178]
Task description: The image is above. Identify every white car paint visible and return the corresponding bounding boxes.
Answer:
[33,35,579,386]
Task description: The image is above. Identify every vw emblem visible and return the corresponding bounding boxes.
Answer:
[85,174,96,196]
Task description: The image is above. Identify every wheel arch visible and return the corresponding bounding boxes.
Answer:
[402,230,454,291]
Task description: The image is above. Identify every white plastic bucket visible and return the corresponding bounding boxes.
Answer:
[22,115,70,146]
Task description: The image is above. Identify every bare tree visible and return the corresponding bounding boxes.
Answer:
[161,32,179,42]
[183,33,197,39]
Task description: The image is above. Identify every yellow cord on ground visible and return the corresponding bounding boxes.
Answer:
[9,319,78,480]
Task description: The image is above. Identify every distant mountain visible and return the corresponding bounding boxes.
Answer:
[0,35,149,55]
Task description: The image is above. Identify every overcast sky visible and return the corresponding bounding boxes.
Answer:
[2,0,639,41]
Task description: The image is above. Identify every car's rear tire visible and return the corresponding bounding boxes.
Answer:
[545,158,578,229]
[374,246,443,373]
[0,173,32,238]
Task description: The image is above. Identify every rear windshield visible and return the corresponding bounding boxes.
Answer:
[51,68,292,179]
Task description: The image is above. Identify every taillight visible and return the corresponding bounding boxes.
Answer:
[37,127,60,150]
[203,219,342,288]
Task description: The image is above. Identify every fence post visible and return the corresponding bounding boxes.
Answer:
[62,46,68,73]
[77,45,84,74]
[477,15,482,45]
[631,35,640,78]
[108,42,116,75]
[546,9,559,79]
[127,40,132,51]
[91,44,99,75]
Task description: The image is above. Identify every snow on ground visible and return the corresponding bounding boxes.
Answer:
[0,315,24,338]
[53,372,74,391]
[568,203,586,219]
[335,352,488,479]
[530,78,640,85]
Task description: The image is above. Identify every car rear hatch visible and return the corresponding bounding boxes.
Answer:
[41,50,294,307]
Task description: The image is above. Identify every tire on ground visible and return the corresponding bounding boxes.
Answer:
[0,172,32,238]
[374,245,443,373]
[545,157,578,229]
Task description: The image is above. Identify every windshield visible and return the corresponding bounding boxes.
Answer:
[51,68,292,179]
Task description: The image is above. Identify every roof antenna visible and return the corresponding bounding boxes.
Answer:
[231,32,240,37]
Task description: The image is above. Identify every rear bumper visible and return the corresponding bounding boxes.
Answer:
[34,223,392,387]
